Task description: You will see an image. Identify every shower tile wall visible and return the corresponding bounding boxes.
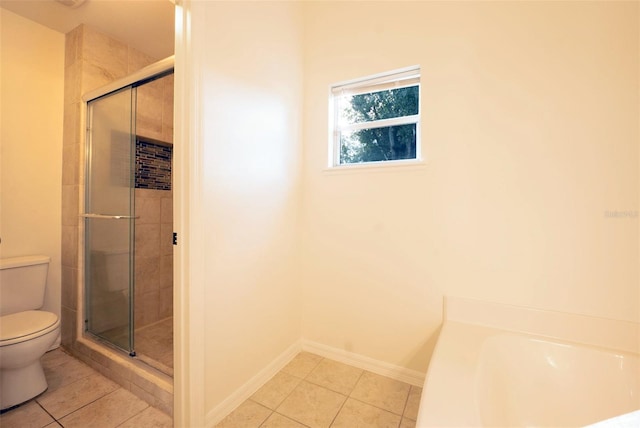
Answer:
[61,24,173,415]
[137,73,174,144]
[135,188,173,328]
[135,73,174,329]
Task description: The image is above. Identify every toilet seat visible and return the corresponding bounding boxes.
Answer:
[0,310,60,347]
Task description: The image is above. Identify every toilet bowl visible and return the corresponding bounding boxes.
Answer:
[0,311,60,409]
[0,255,60,410]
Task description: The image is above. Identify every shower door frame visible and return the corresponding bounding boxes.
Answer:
[84,86,138,355]
[80,57,175,357]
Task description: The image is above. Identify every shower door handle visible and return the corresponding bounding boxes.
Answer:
[80,213,140,220]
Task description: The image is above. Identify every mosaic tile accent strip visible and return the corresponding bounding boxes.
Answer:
[135,139,172,190]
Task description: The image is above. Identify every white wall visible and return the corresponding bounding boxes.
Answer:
[300,1,639,373]
[187,0,304,414]
[0,9,64,322]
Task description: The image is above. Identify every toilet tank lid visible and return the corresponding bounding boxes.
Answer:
[0,255,50,270]
[0,310,59,342]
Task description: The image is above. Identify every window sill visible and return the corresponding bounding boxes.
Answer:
[322,159,428,175]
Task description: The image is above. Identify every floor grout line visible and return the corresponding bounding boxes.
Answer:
[36,400,61,426]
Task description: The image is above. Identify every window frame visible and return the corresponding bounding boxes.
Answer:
[329,66,422,168]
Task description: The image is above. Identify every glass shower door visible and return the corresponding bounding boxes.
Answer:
[84,86,136,355]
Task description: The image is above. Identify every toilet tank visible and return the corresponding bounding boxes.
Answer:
[0,255,50,316]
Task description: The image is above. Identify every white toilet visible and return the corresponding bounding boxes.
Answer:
[0,255,61,410]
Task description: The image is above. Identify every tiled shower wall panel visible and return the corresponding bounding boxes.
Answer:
[137,73,173,144]
[135,188,173,329]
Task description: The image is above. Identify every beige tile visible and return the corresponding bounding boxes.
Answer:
[137,80,164,140]
[400,417,416,428]
[251,371,302,410]
[88,348,114,370]
[93,362,131,391]
[135,223,161,258]
[65,25,81,68]
[159,286,173,319]
[135,255,162,295]
[80,60,122,95]
[119,406,172,428]
[135,290,160,328]
[128,383,157,412]
[61,265,78,310]
[135,317,173,372]
[42,355,97,394]
[137,122,163,142]
[62,102,80,147]
[160,255,173,289]
[214,400,271,428]
[135,196,161,224]
[162,125,174,144]
[152,383,174,416]
[129,364,162,396]
[58,388,148,428]
[64,62,81,104]
[62,144,80,188]
[332,398,401,428]
[62,184,79,227]
[61,225,78,268]
[136,188,164,199]
[350,372,410,416]
[403,385,422,421]
[80,26,128,78]
[162,76,174,142]
[138,75,164,100]
[280,352,322,378]
[0,401,55,428]
[306,358,363,395]
[161,196,173,224]
[128,47,157,73]
[37,373,118,419]
[276,381,346,428]
[60,307,77,347]
[261,412,307,428]
[41,348,73,370]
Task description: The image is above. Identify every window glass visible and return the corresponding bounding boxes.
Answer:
[338,86,419,126]
[339,123,417,164]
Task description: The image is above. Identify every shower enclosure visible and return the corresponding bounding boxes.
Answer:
[82,61,174,374]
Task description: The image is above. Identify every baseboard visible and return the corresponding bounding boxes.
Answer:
[205,340,302,427]
[205,339,426,426]
[301,340,426,387]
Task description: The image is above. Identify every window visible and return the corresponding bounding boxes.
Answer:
[330,66,421,167]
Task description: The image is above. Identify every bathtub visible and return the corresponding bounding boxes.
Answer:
[416,297,640,427]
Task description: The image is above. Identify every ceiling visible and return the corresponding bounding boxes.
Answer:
[0,0,174,60]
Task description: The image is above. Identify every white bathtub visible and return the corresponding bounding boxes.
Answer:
[416,298,640,427]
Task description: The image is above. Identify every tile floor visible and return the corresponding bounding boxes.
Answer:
[0,347,172,428]
[215,352,422,428]
[3,348,420,428]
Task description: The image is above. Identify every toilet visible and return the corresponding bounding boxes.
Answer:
[0,255,60,410]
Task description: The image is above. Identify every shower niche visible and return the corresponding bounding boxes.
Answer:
[84,70,174,376]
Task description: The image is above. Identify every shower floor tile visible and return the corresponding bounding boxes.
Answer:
[135,316,173,376]
[0,348,172,428]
